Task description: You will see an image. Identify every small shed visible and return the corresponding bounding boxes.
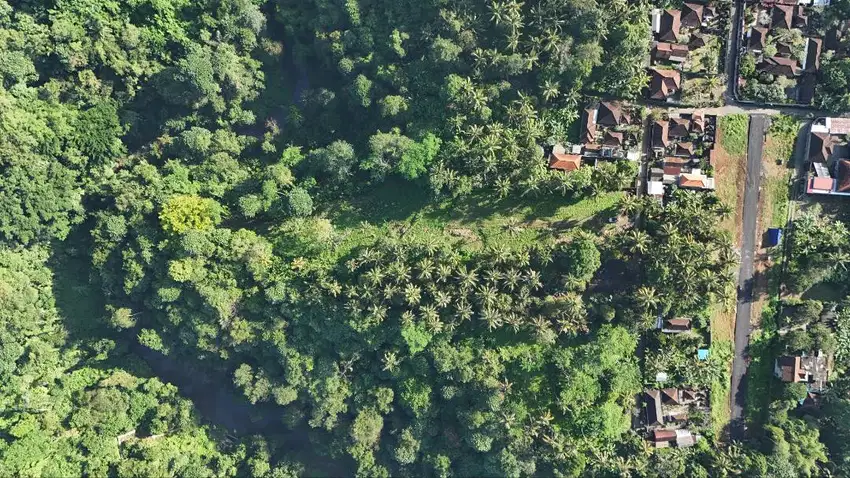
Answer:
[767,228,783,247]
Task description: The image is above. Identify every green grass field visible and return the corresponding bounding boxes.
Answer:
[323,179,624,253]
[718,115,750,157]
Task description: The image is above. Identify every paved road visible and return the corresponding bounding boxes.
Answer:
[724,0,742,103]
[730,115,767,439]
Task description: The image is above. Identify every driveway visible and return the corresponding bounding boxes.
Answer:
[729,114,767,439]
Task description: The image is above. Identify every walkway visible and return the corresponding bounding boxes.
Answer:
[729,114,767,439]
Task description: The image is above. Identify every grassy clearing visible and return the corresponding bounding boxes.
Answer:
[323,179,624,253]
[718,115,750,157]
[311,180,628,274]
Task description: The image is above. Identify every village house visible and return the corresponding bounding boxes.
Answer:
[656,317,693,334]
[648,68,682,101]
[647,112,718,197]
[648,2,723,102]
[741,0,828,104]
[643,387,707,447]
[805,117,850,196]
[547,102,641,172]
[774,351,832,393]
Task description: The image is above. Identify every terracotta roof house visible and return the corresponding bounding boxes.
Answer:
[691,113,705,133]
[653,120,670,148]
[774,352,831,392]
[759,56,801,77]
[772,5,794,30]
[661,388,681,405]
[837,159,850,193]
[581,105,598,144]
[689,32,707,49]
[655,42,690,62]
[679,172,715,189]
[809,132,835,163]
[664,164,684,176]
[549,145,582,172]
[663,318,693,333]
[602,131,624,147]
[645,390,664,426]
[808,176,836,194]
[653,429,678,443]
[597,101,630,126]
[776,356,802,383]
[648,68,681,100]
[658,10,682,42]
[749,27,768,51]
[681,3,704,28]
[669,118,691,138]
[804,38,822,72]
[676,142,695,157]
[664,156,689,166]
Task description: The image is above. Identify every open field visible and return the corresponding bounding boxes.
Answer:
[323,179,625,255]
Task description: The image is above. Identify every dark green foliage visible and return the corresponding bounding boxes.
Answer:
[786,213,850,294]
[817,57,850,113]
[0,0,837,475]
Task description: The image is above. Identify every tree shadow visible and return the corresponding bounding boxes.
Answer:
[48,224,108,345]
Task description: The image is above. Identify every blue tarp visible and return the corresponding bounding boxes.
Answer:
[767,228,783,247]
[698,349,709,361]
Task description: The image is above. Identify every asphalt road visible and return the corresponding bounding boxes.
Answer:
[729,114,767,439]
[724,0,742,103]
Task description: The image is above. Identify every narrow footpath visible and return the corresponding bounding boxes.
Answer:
[730,115,767,439]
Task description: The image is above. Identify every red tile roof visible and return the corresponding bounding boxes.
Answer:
[772,5,793,30]
[681,3,704,28]
[549,153,581,172]
[810,177,835,192]
[653,429,677,442]
[648,68,681,99]
[658,10,682,43]
[759,56,800,77]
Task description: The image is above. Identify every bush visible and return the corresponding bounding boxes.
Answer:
[718,115,749,156]
[286,187,314,217]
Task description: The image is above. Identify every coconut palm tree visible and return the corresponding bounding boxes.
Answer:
[457,299,474,322]
[364,266,386,287]
[626,230,651,256]
[618,194,641,216]
[456,265,480,291]
[403,283,422,307]
[382,350,400,372]
[480,307,503,330]
[541,79,560,102]
[524,269,542,290]
[634,286,659,311]
[436,263,453,283]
